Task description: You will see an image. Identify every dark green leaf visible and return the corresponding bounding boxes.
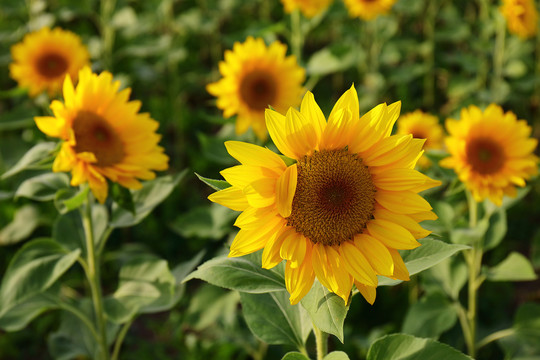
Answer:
[282,352,310,360]
[170,203,237,239]
[483,207,507,250]
[183,255,286,293]
[324,351,351,360]
[379,239,469,286]
[402,292,457,338]
[195,172,231,191]
[54,186,89,214]
[110,171,187,228]
[1,142,57,179]
[301,280,349,343]
[0,239,80,330]
[367,333,473,360]
[15,173,70,201]
[240,290,311,348]
[0,204,41,246]
[111,183,135,214]
[486,252,537,282]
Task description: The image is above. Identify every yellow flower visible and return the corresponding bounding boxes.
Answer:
[34,67,169,203]
[9,27,90,97]
[343,0,397,20]
[396,110,444,168]
[207,37,305,140]
[209,85,441,305]
[500,0,538,39]
[280,0,333,18]
[440,104,538,206]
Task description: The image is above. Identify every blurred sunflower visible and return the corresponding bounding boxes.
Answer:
[209,85,441,305]
[397,110,444,168]
[500,0,538,39]
[207,36,305,140]
[343,0,397,20]
[34,67,169,203]
[440,104,538,206]
[9,27,90,97]
[280,0,333,18]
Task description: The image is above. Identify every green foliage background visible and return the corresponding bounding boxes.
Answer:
[1,0,539,359]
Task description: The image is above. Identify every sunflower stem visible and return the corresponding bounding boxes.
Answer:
[81,192,109,360]
[422,0,436,109]
[463,190,483,358]
[110,319,134,360]
[291,9,303,63]
[492,10,506,103]
[100,0,117,71]
[313,323,328,360]
[477,328,515,350]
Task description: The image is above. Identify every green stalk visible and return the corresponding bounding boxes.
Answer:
[100,0,117,71]
[477,328,515,350]
[291,9,303,63]
[81,194,109,360]
[111,319,134,360]
[463,190,484,358]
[423,0,436,109]
[492,11,506,103]
[313,323,328,360]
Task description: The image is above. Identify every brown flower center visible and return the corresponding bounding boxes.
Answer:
[72,111,125,167]
[465,137,505,175]
[36,53,68,79]
[287,149,377,246]
[239,70,277,111]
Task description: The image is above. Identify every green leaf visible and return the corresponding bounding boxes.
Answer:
[110,171,187,227]
[324,351,351,360]
[0,204,41,246]
[483,207,507,250]
[111,183,135,214]
[54,186,90,214]
[1,142,57,179]
[282,352,310,360]
[15,172,70,201]
[300,280,349,343]
[183,255,286,293]
[48,298,118,360]
[367,333,473,360]
[514,303,540,347]
[306,45,357,76]
[426,257,467,300]
[379,239,470,286]
[486,252,537,282]
[401,292,457,338]
[105,256,176,324]
[0,285,61,332]
[450,220,489,245]
[195,172,231,191]
[240,290,311,348]
[170,203,238,239]
[0,239,80,330]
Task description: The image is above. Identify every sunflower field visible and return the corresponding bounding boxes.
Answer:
[1,0,540,359]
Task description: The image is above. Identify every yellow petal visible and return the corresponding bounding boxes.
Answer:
[325,245,353,303]
[221,165,280,188]
[280,230,308,268]
[244,178,276,208]
[373,168,434,191]
[367,219,420,250]
[35,116,65,138]
[388,248,410,281]
[355,281,376,305]
[229,216,286,257]
[376,190,433,214]
[339,241,378,287]
[261,226,288,269]
[225,141,285,171]
[265,109,297,159]
[353,234,394,277]
[208,186,249,211]
[275,164,297,217]
[300,91,326,143]
[374,206,431,239]
[286,245,315,305]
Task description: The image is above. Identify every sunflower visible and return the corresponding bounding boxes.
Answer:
[34,67,169,203]
[396,110,444,168]
[209,85,441,305]
[500,0,538,39]
[440,104,538,206]
[280,0,333,18]
[206,37,305,140]
[343,0,397,20]
[9,27,90,97]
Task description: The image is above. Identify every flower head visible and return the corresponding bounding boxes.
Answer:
[34,67,169,203]
[343,0,397,20]
[207,37,305,140]
[397,110,444,168]
[440,104,538,206]
[500,0,538,39]
[10,27,90,97]
[280,0,333,18]
[209,85,441,305]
